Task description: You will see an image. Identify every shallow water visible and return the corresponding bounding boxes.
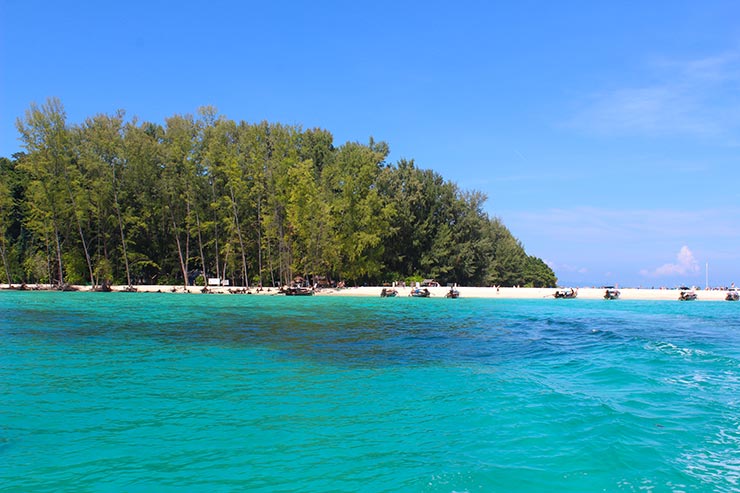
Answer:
[2,292,740,492]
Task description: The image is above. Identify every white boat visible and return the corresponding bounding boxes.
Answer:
[554,288,577,299]
[410,288,431,298]
[678,287,697,301]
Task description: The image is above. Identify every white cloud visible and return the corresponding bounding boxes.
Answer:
[640,246,701,278]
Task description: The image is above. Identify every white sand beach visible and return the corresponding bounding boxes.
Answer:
[2,283,733,301]
[316,286,731,301]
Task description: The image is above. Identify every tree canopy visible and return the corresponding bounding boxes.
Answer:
[1,98,556,288]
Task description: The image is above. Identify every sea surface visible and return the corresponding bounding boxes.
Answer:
[2,291,740,492]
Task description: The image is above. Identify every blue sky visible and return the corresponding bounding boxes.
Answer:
[2,1,740,287]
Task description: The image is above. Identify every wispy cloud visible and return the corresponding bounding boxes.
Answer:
[640,245,700,278]
[548,261,588,275]
[569,52,740,140]
[506,207,740,245]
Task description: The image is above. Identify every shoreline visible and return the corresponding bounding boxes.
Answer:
[1,284,735,301]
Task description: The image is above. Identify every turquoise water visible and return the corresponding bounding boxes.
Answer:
[2,292,740,492]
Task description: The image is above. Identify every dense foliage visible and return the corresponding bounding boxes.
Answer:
[0,98,556,288]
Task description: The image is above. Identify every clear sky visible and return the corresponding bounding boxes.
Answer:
[2,1,740,287]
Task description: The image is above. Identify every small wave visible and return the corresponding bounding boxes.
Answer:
[646,341,709,358]
[681,450,740,491]
[645,341,740,370]
[676,414,740,491]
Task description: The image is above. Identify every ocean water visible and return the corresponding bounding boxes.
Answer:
[2,292,740,492]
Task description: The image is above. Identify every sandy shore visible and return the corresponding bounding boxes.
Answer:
[317,286,732,301]
[2,283,734,301]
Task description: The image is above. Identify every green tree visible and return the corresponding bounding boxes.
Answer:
[161,113,201,286]
[445,191,496,285]
[325,139,393,281]
[523,256,557,287]
[0,158,13,283]
[208,118,251,286]
[488,218,527,286]
[6,100,557,288]
[121,120,165,283]
[15,98,73,286]
[78,111,132,285]
[286,157,335,279]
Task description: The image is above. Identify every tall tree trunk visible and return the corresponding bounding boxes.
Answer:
[53,223,64,287]
[170,208,189,287]
[229,186,249,287]
[184,200,191,282]
[266,235,276,288]
[276,210,290,286]
[43,236,51,286]
[257,194,263,287]
[194,211,207,285]
[114,202,131,286]
[211,181,221,283]
[111,176,132,286]
[60,164,95,287]
[0,240,11,285]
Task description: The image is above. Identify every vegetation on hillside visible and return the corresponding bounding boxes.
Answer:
[0,98,557,288]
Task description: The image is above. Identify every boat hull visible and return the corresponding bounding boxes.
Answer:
[283,287,314,296]
[604,289,620,300]
[554,289,577,299]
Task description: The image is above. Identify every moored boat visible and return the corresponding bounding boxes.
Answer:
[380,288,398,297]
[678,288,697,301]
[554,288,577,299]
[726,288,739,301]
[604,287,620,300]
[410,287,431,298]
[445,287,460,298]
[281,286,314,296]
